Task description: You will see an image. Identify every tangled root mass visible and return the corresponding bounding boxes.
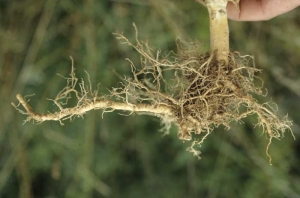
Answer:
[113,31,292,157]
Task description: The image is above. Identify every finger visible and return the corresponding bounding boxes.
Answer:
[227,0,300,21]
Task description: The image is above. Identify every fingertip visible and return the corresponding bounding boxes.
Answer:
[226,1,240,20]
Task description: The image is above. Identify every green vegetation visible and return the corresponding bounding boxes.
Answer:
[1,0,300,197]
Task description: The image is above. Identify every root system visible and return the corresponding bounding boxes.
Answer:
[13,28,293,163]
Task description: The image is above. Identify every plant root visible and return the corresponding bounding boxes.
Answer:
[13,29,293,162]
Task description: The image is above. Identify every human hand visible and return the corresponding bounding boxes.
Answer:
[227,0,300,21]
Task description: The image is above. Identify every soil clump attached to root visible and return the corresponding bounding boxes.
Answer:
[175,46,260,141]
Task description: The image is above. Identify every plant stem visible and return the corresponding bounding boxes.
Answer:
[199,0,239,64]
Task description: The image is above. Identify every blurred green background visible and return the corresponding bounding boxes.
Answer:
[1,0,300,197]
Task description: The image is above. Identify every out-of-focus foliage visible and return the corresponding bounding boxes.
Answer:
[0,0,299,197]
